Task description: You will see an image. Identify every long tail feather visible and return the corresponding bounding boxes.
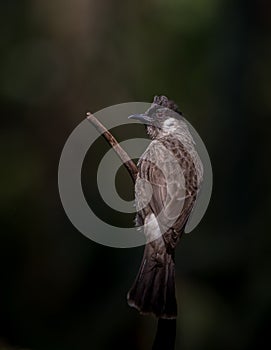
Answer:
[127,240,177,319]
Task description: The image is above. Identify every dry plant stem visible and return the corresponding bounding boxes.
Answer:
[86,112,138,183]
[87,112,176,349]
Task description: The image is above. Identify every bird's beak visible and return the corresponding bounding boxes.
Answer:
[128,113,149,123]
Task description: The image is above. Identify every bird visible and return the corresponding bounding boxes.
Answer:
[127,95,203,319]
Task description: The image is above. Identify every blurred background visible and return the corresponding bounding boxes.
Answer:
[0,0,270,349]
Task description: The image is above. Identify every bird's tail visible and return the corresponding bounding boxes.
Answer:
[127,241,177,319]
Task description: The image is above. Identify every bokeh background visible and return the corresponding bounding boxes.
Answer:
[1,0,270,349]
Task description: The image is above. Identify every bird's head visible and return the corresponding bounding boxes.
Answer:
[129,95,183,139]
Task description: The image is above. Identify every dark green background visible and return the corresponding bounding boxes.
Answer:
[0,0,270,349]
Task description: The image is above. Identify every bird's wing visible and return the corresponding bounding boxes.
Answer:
[135,139,195,245]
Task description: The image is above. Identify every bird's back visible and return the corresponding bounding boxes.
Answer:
[135,133,202,249]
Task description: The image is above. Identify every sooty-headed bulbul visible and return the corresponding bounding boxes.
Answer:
[127,95,203,319]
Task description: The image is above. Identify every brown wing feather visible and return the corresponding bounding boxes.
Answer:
[135,137,198,251]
